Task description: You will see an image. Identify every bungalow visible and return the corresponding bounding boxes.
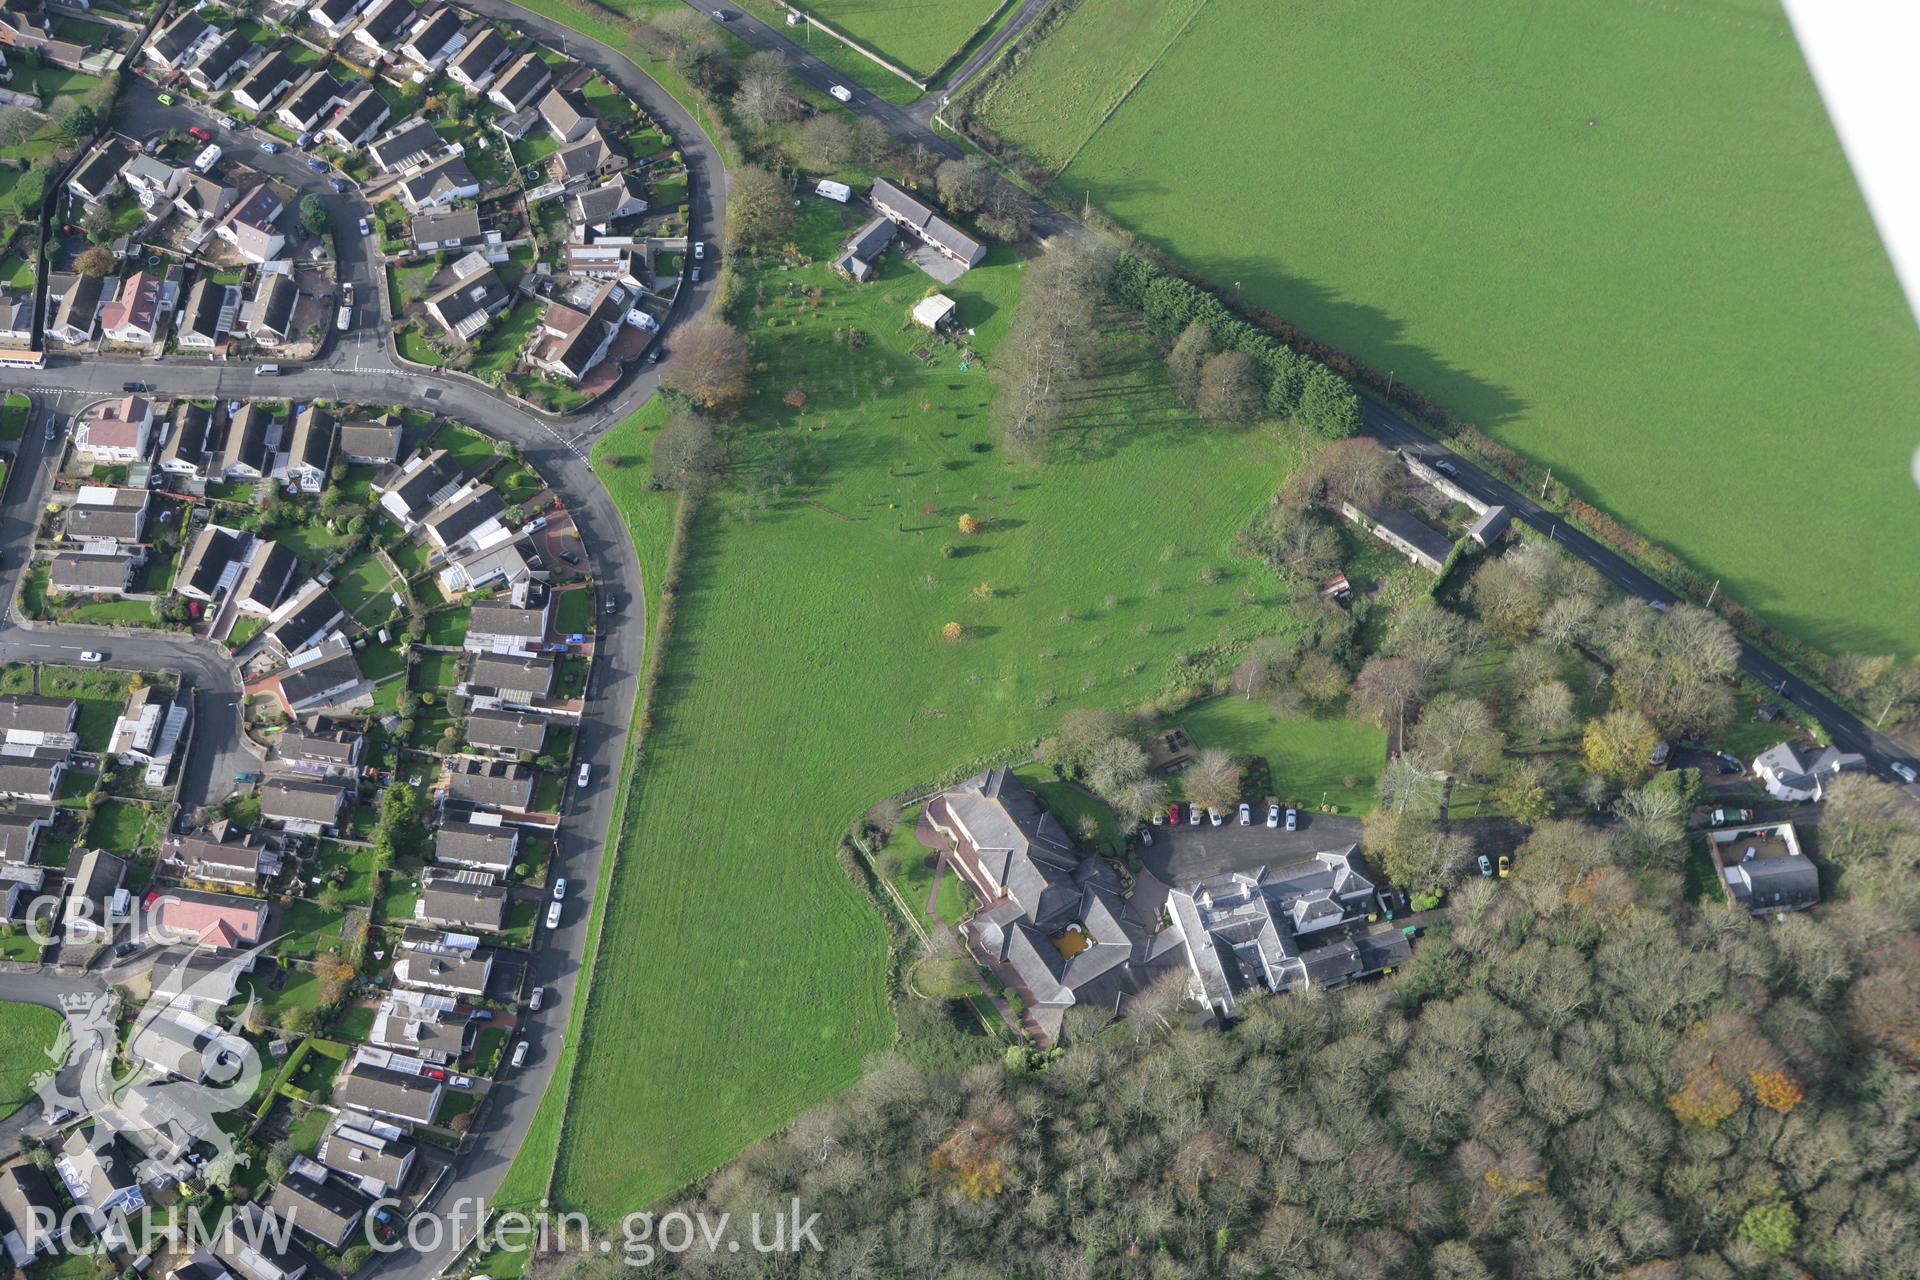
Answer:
[46,273,104,345]
[410,207,483,252]
[276,71,349,135]
[340,417,402,465]
[283,404,335,491]
[442,755,534,811]
[124,156,187,210]
[274,645,367,716]
[870,178,988,271]
[464,601,548,655]
[151,889,270,950]
[527,279,628,382]
[169,826,277,891]
[213,1207,308,1280]
[416,871,511,931]
[160,402,218,477]
[245,269,298,346]
[434,821,519,878]
[234,538,298,616]
[539,87,594,143]
[1753,742,1866,803]
[219,403,274,479]
[463,707,547,755]
[62,849,125,940]
[569,172,647,238]
[400,8,466,68]
[0,4,87,72]
[549,131,624,185]
[264,582,349,656]
[0,291,31,344]
[1708,821,1821,915]
[349,0,415,59]
[0,806,52,865]
[420,482,506,553]
[74,396,154,463]
[231,50,298,114]
[393,940,493,998]
[145,10,211,70]
[367,988,467,1065]
[277,719,364,777]
[324,86,391,150]
[55,1131,143,1235]
[270,1173,367,1251]
[422,254,509,343]
[177,277,239,349]
[216,185,288,265]
[129,1010,249,1084]
[175,174,239,226]
[48,551,139,596]
[109,685,190,784]
[307,0,368,39]
[398,154,479,212]
[64,486,150,544]
[445,26,509,90]
[367,119,443,174]
[461,653,552,705]
[174,525,248,602]
[374,448,464,526]
[0,1163,62,1264]
[260,777,349,834]
[318,1114,417,1197]
[485,50,551,113]
[336,1063,442,1127]
[186,29,249,94]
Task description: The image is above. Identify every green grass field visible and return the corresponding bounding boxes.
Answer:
[0,1003,62,1114]
[970,0,1920,656]
[549,202,1311,1217]
[1175,698,1384,815]
[793,0,1002,80]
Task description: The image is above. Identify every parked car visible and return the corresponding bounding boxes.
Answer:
[156,93,174,106]
[1711,808,1755,826]
[1432,458,1458,478]
[255,363,279,376]
[218,115,237,130]
[297,131,313,148]
[1237,802,1251,826]
[78,651,105,663]
[577,761,591,788]
[528,986,544,1011]
[711,8,731,18]
[329,178,348,193]
[545,901,562,929]
[1266,803,1280,829]
[423,1066,447,1081]
[1167,803,1182,828]
[553,878,567,901]
[1149,810,1164,825]
[1892,761,1918,784]
[1497,854,1512,878]
[358,217,370,236]
[1137,824,1152,846]
[1189,803,1203,826]
[1207,806,1222,827]
[829,84,853,103]
[44,422,54,439]
[450,1075,473,1089]
[113,940,138,958]
[647,347,662,364]
[261,141,281,154]
[343,282,354,304]
[693,241,705,261]
[142,137,161,155]
[335,305,352,332]
[1285,807,1298,831]
[560,550,580,566]
[122,381,145,392]
[511,1040,529,1068]
[604,596,618,614]
[691,266,702,284]
[308,158,327,173]
[1478,855,1494,877]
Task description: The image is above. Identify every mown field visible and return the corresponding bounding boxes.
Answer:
[794,0,1003,80]
[549,202,1314,1216]
[969,0,1920,657]
[0,1002,63,1114]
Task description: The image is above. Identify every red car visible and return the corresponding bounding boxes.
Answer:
[188,125,211,141]
[1167,803,1182,828]
[424,1066,447,1081]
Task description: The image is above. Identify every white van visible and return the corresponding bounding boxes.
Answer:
[335,305,351,331]
[829,84,853,103]
[254,364,280,376]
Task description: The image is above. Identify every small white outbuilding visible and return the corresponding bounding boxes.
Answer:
[912,293,957,331]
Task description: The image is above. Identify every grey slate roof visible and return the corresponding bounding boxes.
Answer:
[0,696,76,734]
[463,708,548,752]
[340,419,403,462]
[337,1063,441,1125]
[434,821,519,872]
[270,1172,366,1248]
[260,777,348,825]
[49,551,137,592]
[467,653,553,695]
[443,756,534,810]
[417,871,511,929]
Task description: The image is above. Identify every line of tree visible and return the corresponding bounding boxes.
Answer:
[1108,252,1363,439]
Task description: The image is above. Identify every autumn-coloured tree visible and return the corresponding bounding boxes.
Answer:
[929,1107,1013,1201]
[956,513,979,535]
[1581,705,1659,788]
[662,316,751,417]
[1750,1069,1804,1114]
[1667,1069,1740,1127]
[941,622,963,642]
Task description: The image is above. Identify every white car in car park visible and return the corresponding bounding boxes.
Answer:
[1237,802,1251,825]
[1266,803,1280,828]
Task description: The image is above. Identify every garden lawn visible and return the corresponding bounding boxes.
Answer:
[333,552,396,613]
[276,520,352,572]
[971,0,1920,656]
[414,652,462,692]
[424,607,469,646]
[549,201,1312,1218]
[398,325,448,367]
[1176,697,1385,816]
[1019,771,1126,856]
[553,588,594,635]
[473,300,543,381]
[0,1002,63,1114]
[85,800,156,855]
[39,666,134,750]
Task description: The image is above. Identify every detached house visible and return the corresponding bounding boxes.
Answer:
[367,119,443,174]
[434,820,519,878]
[485,50,550,113]
[49,552,140,596]
[99,272,169,346]
[176,276,238,350]
[340,417,402,465]
[273,645,367,715]
[539,88,594,143]
[46,274,104,345]
[75,396,154,463]
[169,825,278,891]
[393,938,493,998]
[528,279,628,382]
[174,525,248,602]
[283,404,335,492]
[260,777,349,834]
[125,156,187,210]
[231,50,298,114]
[336,1063,442,1127]
[462,653,553,705]
[219,403,274,480]
[270,1174,368,1252]
[411,207,484,253]
[150,889,269,950]
[66,141,126,206]
[550,131,624,185]
[263,585,347,656]
[398,154,479,212]
[446,26,510,90]
[234,539,299,616]
[307,0,368,39]
[1753,742,1867,803]
[277,71,349,135]
[464,601,548,655]
[186,29,249,94]
[160,403,217,478]
[245,269,298,346]
[145,10,211,70]
[416,872,511,931]
[350,0,415,60]
[569,172,647,238]
[422,253,509,343]
[400,8,466,68]
[443,756,534,812]
[324,86,392,150]
[64,486,150,544]
[216,185,288,265]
